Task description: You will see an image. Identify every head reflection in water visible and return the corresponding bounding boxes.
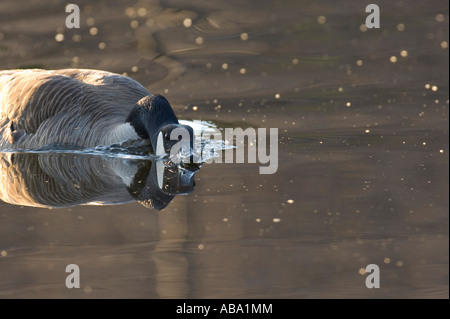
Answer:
[0,153,199,210]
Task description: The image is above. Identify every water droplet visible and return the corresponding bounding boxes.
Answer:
[125,7,136,18]
[55,33,64,42]
[130,20,139,29]
[240,32,248,41]
[183,18,192,28]
[84,286,92,294]
[72,34,82,42]
[435,13,445,22]
[195,37,204,45]
[317,16,326,24]
[89,27,98,36]
[137,8,147,17]
[86,17,95,27]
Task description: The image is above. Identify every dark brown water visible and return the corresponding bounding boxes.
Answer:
[0,0,448,298]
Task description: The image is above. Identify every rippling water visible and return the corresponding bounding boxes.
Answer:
[0,0,448,298]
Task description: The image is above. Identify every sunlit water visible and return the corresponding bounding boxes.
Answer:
[0,0,448,298]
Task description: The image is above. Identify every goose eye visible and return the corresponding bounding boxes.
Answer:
[165,133,170,141]
[177,135,182,141]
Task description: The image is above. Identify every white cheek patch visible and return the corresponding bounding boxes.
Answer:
[156,160,164,190]
[156,131,166,156]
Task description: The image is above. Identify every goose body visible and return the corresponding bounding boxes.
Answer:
[0,69,192,152]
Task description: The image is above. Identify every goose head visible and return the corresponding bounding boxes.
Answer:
[126,94,194,158]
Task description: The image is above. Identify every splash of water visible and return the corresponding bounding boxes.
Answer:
[0,120,233,163]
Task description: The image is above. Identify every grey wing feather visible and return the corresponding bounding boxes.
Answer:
[0,69,150,148]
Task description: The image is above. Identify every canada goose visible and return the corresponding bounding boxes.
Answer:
[0,69,193,154]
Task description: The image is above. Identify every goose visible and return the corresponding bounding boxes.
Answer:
[0,68,193,155]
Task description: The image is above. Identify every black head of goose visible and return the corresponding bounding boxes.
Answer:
[125,94,194,157]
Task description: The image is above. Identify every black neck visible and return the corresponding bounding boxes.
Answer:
[126,94,179,147]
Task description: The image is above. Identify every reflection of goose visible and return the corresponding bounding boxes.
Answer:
[0,153,198,209]
[0,69,193,154]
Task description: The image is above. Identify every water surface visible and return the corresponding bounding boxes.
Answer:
[0,0,448,298]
